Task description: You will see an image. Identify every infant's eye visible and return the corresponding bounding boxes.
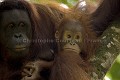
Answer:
[67,34,71,39]
[74,33,82,42]
[75,35,80,39]
[64,31,72,40]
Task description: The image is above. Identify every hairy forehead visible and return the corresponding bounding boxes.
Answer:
[1,9,29,19]
[0,9,31,24]
[62,20,82,32]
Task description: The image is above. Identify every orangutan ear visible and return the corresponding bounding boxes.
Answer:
[55,30,59,39]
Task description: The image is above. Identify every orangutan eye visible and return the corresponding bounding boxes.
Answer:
[19,22,25,27]
[75,35,80,39]
[8,23,14,29]
[67,34,71,39]
[74,32,82,42]
[64,31,72,40]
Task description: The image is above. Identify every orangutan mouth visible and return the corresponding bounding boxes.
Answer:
[64,48,80,53]
[15,45,27,51]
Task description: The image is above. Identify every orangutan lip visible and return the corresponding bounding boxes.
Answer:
[15,47,26,51]
[64,48,76,51]
[64,48,80,53]
[7,45,27,51]
[15,47,26,49]
[7,47,27,52]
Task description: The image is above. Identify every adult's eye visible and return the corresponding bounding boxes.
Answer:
[19,22,25,27]
[8,23,14,29]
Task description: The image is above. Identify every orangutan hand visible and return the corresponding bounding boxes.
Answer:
[21,60,53,80]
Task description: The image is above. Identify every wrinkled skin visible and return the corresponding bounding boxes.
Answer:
[0,9,32,59]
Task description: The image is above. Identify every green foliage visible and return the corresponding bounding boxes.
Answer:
[106,55,120,80]
[30,0,79,7]
[56,0,78,7]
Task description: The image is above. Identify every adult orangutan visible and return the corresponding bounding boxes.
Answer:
[0,0,66,80]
